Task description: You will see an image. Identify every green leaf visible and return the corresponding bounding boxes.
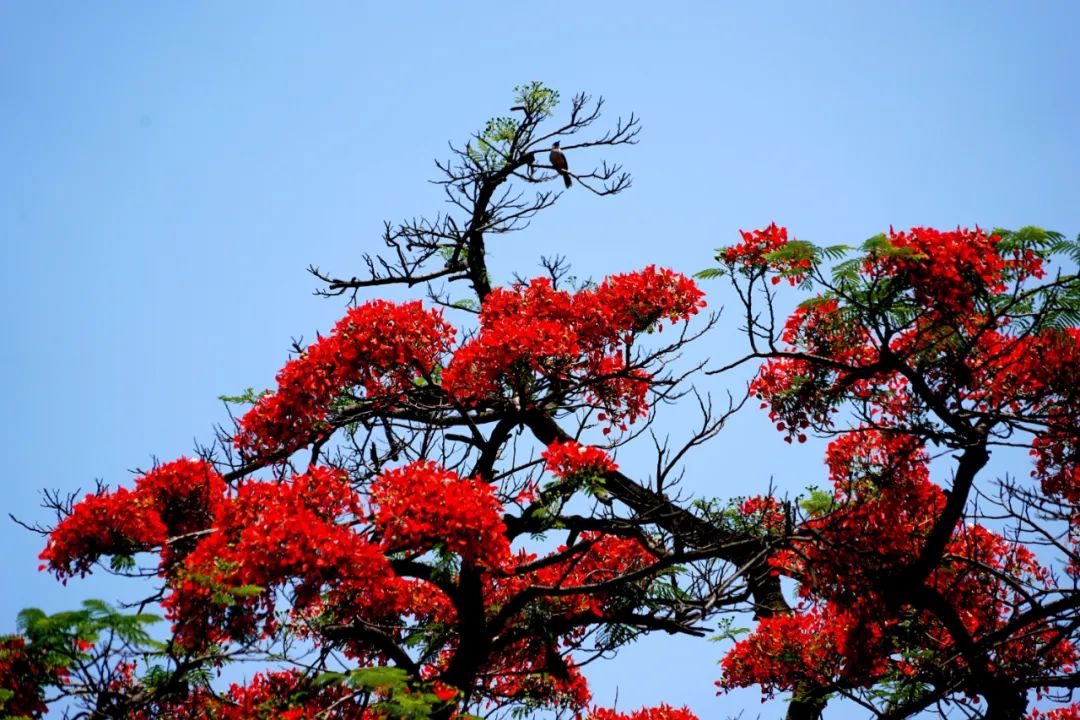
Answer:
[450,298,479,312]
[514,81,559,118]
[710,616,750,643]
[312,671,347,687]
[799,487,836,517]
[819,243,852,261]
[693,267,727,280]
[346,666,411,692]
[226,584,266,598]
[218,387,264,405]
[15,608,46,634]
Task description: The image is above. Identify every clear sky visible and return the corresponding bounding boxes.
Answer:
[1,3,1077,717]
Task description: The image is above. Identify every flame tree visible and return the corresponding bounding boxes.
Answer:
[3,84,1079,720]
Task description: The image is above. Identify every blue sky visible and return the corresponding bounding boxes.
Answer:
[1,3,1078,717]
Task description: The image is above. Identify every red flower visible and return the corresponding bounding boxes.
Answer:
[40,458,224,579]
[236,300,455,458]
[589,704,699,720]
[444,267,703,431]
[371,460,512,570]
[543,440,618,480]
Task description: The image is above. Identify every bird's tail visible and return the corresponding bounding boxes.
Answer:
[562,172,572,189]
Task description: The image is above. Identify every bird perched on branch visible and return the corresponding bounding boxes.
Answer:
[549,142,572,188]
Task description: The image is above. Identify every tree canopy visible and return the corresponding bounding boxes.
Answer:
[3,84,1079,720]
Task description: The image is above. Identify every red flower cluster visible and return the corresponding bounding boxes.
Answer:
[718,607,852,695]
[165,466,401,649]
[40,458,225,579]
[588,704,700,720]
[968,328,1080,413]
[444,267,704,429]
[1030,706,1080,720]
[750,298,887,441]
[723,223,790,266]
[723,225,1080,712]
[371,460,512,570]
[865,227,1010,319]
[0,636,57,718]
[32,222,1077,718]
[395,533,658,710]
[1032,430,1080,506]
[736,495,786,532]
[746,228,1069,443]
[720,428,1077,699]
[121,669,378,720]
[779,298,871,360]
[236,300,455,458]
[38,448,672,712]
[232,268,702,461]
[587,356,651,432]
[543,440,618,481]
[720,223,811,284]
[470,533,657,709]
[520,533,656,615]
[444,277,579,404]
[39,487,167,579]
[824,429,928,492]
[583,266,708,338]
[469,634,594,710]
[997,329,1080,507]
